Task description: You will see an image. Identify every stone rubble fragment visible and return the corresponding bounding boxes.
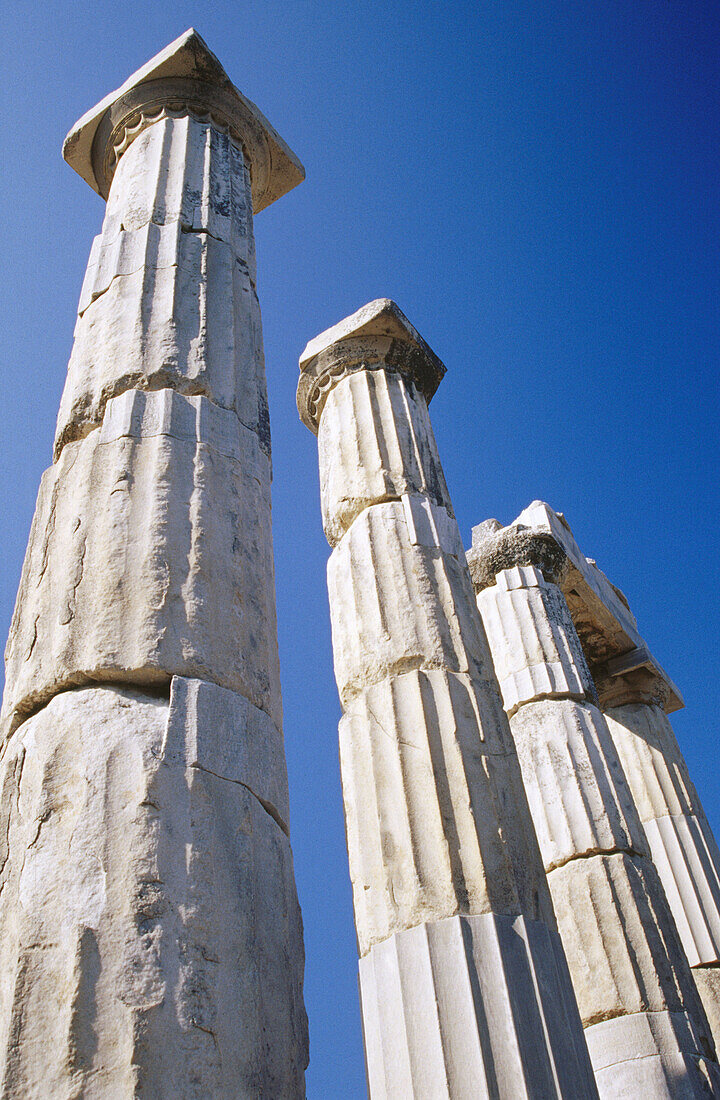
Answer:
[469,514,720,1097]
[299,299,599,1098]
[0,29,307,1096]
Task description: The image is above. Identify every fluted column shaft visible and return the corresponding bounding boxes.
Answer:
[471,556,719,1097]
[0,33,307,1097]
[298,300,598,1099]
[603,695,720,1048]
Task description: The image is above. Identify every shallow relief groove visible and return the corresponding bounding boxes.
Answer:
[339,668,551,954]
[2,390,282,739]
[55,114,269,459]
[359,913,599,1100]
[318,369,452,546]
[0,682,307,1099]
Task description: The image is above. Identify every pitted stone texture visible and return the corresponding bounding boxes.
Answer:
[359,912,598,1100]
[477,567,596,714]
[100,113,256,270]
[3,390,281,737]
[0,684,307,1099]
[585,1010,720,1099]
[339,669,552,954]
[509,699,647,872]
[695,969,720,1057]
[327,500,491,707]
[56,209,268,458]
[605,704,720,969]
[317,369,451,546]
[548,852,711,1036]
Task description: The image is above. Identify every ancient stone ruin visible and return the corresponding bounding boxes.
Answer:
[1,28,719,1100]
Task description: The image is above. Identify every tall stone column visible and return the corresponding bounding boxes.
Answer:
[509,502,720,1052]
[0,31,308,1097]
[297,300,598,1098]
[468,512,720,1097]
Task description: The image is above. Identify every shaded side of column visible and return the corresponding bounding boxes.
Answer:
[468,532,719,1098]
[298,299,598,1099]
[0,30,307,1097]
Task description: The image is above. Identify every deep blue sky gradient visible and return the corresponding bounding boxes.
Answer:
[1,3,719,1096]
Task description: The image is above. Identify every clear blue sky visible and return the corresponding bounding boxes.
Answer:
[1,3,718,1096]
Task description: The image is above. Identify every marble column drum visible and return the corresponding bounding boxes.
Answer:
[299,299,599,1099]
[496,499,720,1056]
[468,534,720,1098]
[0,30,307,1098]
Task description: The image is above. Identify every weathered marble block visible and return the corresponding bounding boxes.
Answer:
[510,698,646,872]
[605,703,707,827]
[166,676,290,831]
[549,852,711,1033]
[317,368,452,546]
[360,913,598,1100]
[101,113,257,273]
[56,228,268,457]
[585,1010,720,1099]
[476,566,595,715]
[327,500,491,706]
[339,669,550,953]
[0,682,306,1099]
[3,390,281,736]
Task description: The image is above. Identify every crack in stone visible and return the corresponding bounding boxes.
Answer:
[188,761,289,838]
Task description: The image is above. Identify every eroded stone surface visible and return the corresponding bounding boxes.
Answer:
[477,566,596,714]
[317,369,451,545]
[605,703,720,970]
[585,1010,720,1099]
[549,853,710,1034]
[297,298,446,433]
[467,501,682,713]
[56,171,269,458]
[360,913,598,1100]
[472,513,720,1092]
[327,499,491,706]
[3,390,281,737]
[303,302,600,1098]
[339,669,550,953]
[100,113,256,268]
[63,28,305,212]
[695,969,720,1058]
[510,699,646,871]
[0,684,307,1099]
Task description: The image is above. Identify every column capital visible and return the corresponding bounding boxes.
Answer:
[296,299,446,434]
[466,517,570,592]
[62,28,304,212]
[467,502,682,714]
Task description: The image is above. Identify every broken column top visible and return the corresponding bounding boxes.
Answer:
[63,28,304,212]
[467,501,682,713]
[297,298,446,433]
